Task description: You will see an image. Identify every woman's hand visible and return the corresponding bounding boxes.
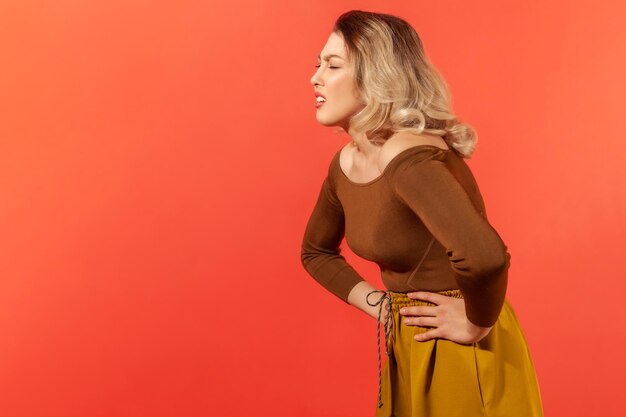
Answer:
[399,291,492,344]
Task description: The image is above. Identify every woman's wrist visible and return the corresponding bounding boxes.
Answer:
[364,287,390,322]
[466,319,493,342]
[347,281,389,321]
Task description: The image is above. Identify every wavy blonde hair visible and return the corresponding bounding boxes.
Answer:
[333,10,478,158]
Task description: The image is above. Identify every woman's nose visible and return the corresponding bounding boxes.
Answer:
[310,69,322,86]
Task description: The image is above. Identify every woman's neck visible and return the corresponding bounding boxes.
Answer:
[346,128,382,159]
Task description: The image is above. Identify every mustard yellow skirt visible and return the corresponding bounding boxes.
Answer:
[374,290,544,417]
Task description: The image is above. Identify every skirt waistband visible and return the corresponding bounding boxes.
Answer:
[387,289,463,310]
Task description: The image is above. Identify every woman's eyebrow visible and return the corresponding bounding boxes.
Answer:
[317,54,345,61]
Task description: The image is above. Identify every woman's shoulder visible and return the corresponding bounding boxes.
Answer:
[378,132,451,173]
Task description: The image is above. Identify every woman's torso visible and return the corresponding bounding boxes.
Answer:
[331,140,488,292]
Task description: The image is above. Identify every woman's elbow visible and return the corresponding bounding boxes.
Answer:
[300,243,327,270]
[452,246,510,280]
[300,246,314,269]
[478,249,510,277]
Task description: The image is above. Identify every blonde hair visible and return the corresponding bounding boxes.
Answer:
[333,10,478,158]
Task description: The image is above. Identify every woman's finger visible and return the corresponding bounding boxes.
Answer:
[399,305,437,317]
[406,291,450,305]
[414,327,443,342]
[404,316,438,328]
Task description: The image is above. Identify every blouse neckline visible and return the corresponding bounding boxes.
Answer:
[336,144,452,187]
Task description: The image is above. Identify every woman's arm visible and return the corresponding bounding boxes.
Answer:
[301,174,390,322]
[390,153,510,328]
[301,175,366,303]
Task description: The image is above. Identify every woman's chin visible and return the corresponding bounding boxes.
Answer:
[315,114,346,129]
[315,116,337,127]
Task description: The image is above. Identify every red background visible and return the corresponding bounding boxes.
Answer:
[1,1,625,416]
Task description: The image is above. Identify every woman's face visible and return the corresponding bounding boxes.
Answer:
[310,32,365,131]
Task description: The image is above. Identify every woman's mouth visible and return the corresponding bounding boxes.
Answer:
[315,96,327,108]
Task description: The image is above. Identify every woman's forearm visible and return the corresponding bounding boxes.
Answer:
[347,281,389,322]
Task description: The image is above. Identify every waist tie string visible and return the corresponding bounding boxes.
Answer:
[366,289,393,409]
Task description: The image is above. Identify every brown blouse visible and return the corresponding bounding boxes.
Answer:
[300,145,511,327]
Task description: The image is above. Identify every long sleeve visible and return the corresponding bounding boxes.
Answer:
[390,154,510,327]
[300,174,365,303]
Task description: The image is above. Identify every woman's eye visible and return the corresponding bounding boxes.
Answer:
[314,64,339,69]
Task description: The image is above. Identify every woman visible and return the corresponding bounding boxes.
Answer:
[300,10,544,417]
